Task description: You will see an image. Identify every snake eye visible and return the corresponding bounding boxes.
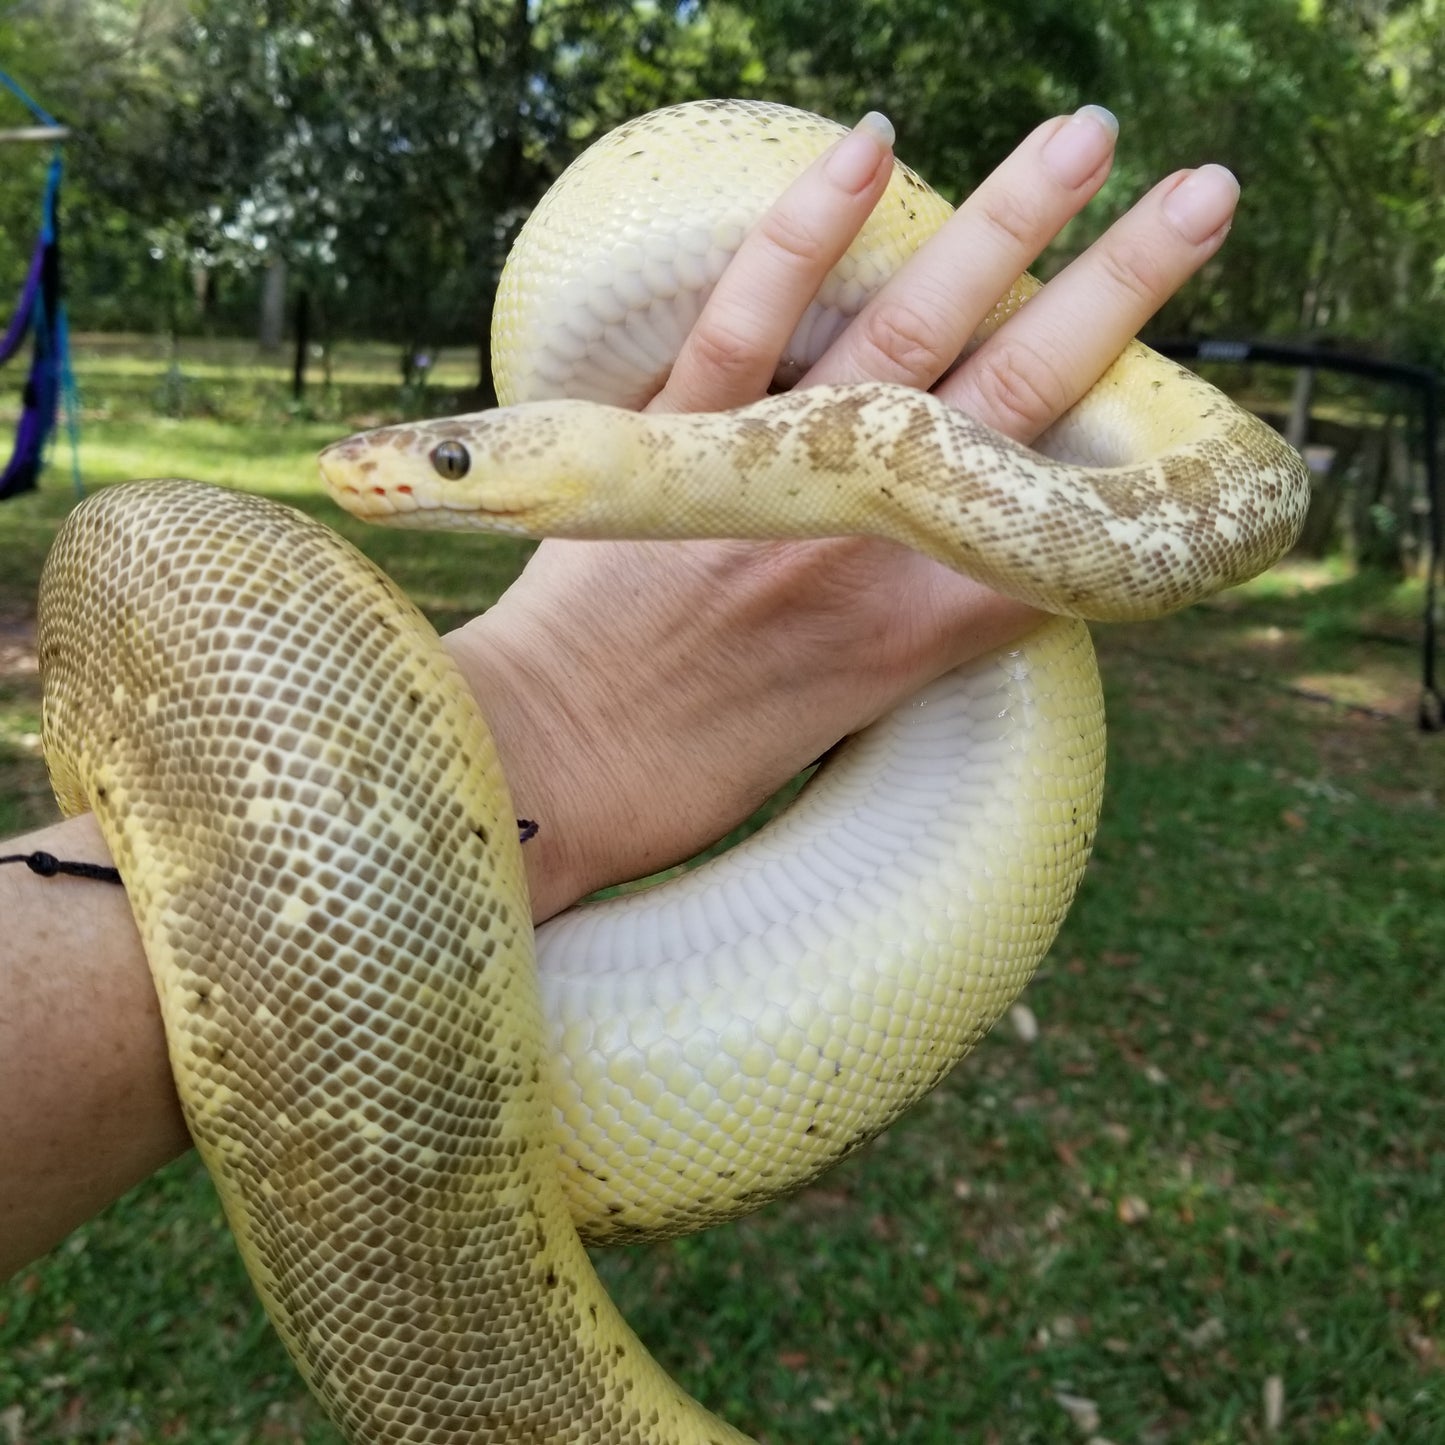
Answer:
[430,439,471,481]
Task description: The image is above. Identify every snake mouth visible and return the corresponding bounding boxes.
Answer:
[415,499,534,532]
[328,487,534,533]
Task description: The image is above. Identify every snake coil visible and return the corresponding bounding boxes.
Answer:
[40,101,1309,1443]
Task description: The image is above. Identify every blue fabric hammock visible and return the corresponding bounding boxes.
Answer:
[1,154,64,499]
[1,72,78,501]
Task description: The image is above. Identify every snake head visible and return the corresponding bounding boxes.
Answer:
[318,402,614,535]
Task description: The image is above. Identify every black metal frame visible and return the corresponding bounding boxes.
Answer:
[1155,338,1443,732]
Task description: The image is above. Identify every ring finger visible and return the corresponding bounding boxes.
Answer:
[802,104,1121,394]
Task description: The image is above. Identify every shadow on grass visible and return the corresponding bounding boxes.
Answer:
[1095,562,1432,724]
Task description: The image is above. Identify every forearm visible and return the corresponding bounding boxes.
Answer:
[0,813,181,1278]
[451,536,1040,909]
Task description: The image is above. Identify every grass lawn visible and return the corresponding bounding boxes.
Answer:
[0,339,1442,1444]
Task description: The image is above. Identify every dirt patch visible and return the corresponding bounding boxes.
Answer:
[0,616,37,681]
[1109,605,1427,723]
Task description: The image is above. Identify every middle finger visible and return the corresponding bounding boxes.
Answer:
[802,104,1120,394]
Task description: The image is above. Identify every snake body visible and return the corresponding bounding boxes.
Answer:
[40,100,1309,1443]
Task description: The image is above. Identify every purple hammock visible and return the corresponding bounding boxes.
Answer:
[1,152,64,501]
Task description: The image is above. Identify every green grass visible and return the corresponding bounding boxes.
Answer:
[1,343,1442,1443]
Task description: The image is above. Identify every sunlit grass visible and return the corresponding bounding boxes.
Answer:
[75,416,336,492]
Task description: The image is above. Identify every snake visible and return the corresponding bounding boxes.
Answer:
[38,100,1309,1443]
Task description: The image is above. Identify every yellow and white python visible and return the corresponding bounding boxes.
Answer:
[38,101,1309,1443]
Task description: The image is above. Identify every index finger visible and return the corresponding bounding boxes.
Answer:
[648,113,896,416]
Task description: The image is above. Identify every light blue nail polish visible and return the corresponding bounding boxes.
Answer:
[1075,103,1119,137]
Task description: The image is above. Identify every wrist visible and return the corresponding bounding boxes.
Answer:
[442,539,793,921]
[445,621,582,922]
[445,607,630,922]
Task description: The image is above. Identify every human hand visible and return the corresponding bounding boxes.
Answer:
[448,105,1242,919]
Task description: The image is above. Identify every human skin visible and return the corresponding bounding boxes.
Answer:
[0,105,1240,1280]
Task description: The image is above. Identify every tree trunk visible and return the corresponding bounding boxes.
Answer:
[292,290,310,401]
[1352,408,1407,576]
[259,259,287,352]
[1295,417,1364,558]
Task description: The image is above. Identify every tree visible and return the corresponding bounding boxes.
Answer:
[5,0,1443,373]
[140,0,763,389]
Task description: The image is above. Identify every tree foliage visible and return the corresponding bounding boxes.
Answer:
[0,1,199,323]
[1,0,1442,371]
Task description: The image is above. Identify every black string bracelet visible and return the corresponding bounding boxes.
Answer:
[0,850,124,885]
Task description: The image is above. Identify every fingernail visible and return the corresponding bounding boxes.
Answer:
[825,111,894,190]
[1162,164,1240,244]
[1041,104,1118,187]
